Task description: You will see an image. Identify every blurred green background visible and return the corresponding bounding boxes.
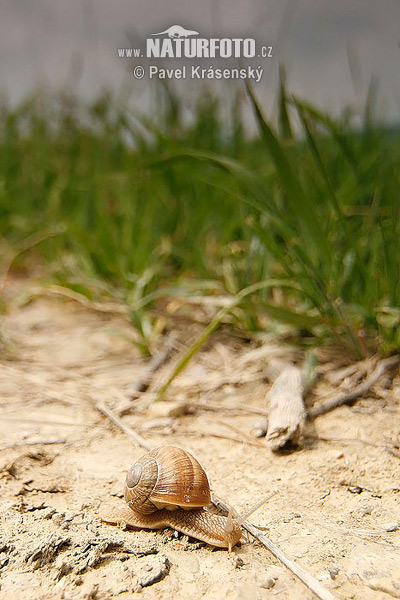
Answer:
[1,75,399,359]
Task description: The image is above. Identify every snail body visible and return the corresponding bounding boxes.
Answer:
[102,504,241,550]
[101,446,242,550]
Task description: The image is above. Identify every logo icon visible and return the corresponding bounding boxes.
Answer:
[150,25,200,39]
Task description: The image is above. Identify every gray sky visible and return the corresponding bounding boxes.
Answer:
[1,0,399,120]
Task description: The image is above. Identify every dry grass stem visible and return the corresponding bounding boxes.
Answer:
[308,355,400,418]
[152,428,264,447]
[28,284,128,314]
[195,400,268,417]
[127,335,177,398]
[308,434,400,457]
[216,420,268,448]
[96,403,152,451]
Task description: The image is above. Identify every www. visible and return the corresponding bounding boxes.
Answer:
[118,48,141,58]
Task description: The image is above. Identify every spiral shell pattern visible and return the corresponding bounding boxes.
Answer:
[124,446,211,514]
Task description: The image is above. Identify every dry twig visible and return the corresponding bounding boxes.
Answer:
[0,416,86,427]
[170,369,269,396]
[308,355,400,418]
[216,420,268,448]
[307,434,400,458]
[1,439,67,451]
[126,335,177,399]
[195,400,268,417]
[153,428,265,447]
[96,403,151,451]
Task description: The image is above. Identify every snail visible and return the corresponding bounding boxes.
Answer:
[101,446,267,551]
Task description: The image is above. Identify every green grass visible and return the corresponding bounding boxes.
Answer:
[0,81,399,358]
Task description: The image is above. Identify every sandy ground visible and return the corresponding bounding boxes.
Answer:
[0,283,399,600]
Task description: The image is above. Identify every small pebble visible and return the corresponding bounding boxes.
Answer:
[260,577,276,589]
[348,486,363,494]
[147,401,186,419]
[384,523,399,532]
[329,568,339,580]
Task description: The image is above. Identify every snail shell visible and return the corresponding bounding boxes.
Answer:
[124,446,211,514]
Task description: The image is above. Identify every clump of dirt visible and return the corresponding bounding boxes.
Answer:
[0,284,399,599]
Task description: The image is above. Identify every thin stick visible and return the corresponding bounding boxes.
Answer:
[190,430,263,447]
[97,401,338,600]
[308,355,400,418]
[212,494,338,600]
[195,401,268,417]
[0,416,86,427]
[95,403,152,451]
[152,428,266,448]
[216,420,268,448]
[1,439,67,451]
[307,434,399,453]
[127,335,177,398]
[174,370,268,395]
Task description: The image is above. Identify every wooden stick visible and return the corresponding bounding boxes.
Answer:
[265,361,306,451]
[307,434,400,459]
[1,439,67,451]
[216,420,269,448]
[163,368,268,397]
[0,416,86,427]
[127,335,177,398]
[153,428,266,447]
[195,401,268,417]
[96,401,338,600]
[96,403,152,451]
[308,355,400,418]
